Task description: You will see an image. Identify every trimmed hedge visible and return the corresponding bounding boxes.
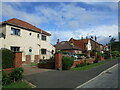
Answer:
[1,49,15,69]
[62,56,74,70]
[2,67,23,85]
[76,63,86,68]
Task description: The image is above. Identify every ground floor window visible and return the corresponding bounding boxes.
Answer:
[41,49,46,54]
[11,46,20,52]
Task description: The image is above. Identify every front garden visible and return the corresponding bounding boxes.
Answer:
[1,49,34,88]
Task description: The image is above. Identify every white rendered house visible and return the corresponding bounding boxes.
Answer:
[0,18,55,63]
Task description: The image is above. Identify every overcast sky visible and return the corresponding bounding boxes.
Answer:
[1,1,118,45]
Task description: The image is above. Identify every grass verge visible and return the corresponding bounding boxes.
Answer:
[30,63,38,66]
[3,81,33,88]
[71,62,105,71]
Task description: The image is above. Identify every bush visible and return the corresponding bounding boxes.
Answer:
[1,49,15,69]
[76,53,85,57]
[112,51,120,57]
[97,52,103,57]
[104,51,110,59]
[2,71,12,85]
[94,58,99,63]
[76,63,86,68]
[10,67,23,82]
[2,67,23,85]
[49,56,55,62]
[62,56,74,70]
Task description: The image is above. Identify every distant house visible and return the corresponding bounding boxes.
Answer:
[0,18,55,63]
[69,38,104,55]
[55,41,82,54]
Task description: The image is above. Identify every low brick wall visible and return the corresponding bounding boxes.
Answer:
[99,57,104,61]
[86,58,95,63]
[3,68,14,72]
[38,62,55,69]
[72,60,85,68]
[72,58,95,68]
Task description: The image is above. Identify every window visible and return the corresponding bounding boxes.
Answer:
[41,49,46,54]
[29,33,32,36]
[37,34,39,38]
[11,47,20,52]
[41,35,46,41]
[29,48,32,52]
[11,28,20,36]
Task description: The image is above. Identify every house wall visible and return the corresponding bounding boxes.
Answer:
[87,40,91,51]
[1,24,55,62]
[90,39,102,52]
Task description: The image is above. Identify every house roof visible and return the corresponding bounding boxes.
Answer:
[1,18,51,36]
[55,41,81,50]
[69,38,103,51]
[69,38,89,51]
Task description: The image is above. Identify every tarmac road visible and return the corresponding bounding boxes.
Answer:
[23,58,119,88]
[77,64,118,88]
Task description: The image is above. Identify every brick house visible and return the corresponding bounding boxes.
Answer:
[55,41,82,54]
[69,37,104,56]
[0,18,55,63]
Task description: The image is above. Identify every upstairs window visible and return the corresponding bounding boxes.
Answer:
[41,49,46,54]
[37,34,39,38]
[11,28,20,36]
[11,46,20,52]
[41,35,46,41]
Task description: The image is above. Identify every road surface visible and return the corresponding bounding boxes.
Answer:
[77,64,118,88]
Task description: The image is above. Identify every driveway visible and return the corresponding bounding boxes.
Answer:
[23,59,119,88]
[22,64,55,76]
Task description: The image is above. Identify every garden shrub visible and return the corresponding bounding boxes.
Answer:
[49,56,55,62]
[75,63,86,68]
[112,51,120,57]
[86,63,92,65]
[2,67,23,85]
[94,58,99,63]
[104,51,110,59]
[2,71,11,85]
[1,49,15,69]
[62,56,74,70]
[97,52,103,58]
[10,67,23,82]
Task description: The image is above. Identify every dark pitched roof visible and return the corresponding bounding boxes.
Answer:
[1,18,51,36]
[55,41,81,50]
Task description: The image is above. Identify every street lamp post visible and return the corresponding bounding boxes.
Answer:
[109,35,112,60]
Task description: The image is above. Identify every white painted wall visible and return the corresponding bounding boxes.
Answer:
[0,24,55,62]
[87,40,92,51]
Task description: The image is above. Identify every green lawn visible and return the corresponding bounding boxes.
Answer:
[3,81,33,88]
[71,62,105,71]
[30,63,38,66]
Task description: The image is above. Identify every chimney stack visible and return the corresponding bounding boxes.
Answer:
[95,36,97,41]
[81,36,83,39]
[91,36,93,39]
[57,39,59,44]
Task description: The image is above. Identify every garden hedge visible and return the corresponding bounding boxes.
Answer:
[1,49,15,69]
[62,56,74,70]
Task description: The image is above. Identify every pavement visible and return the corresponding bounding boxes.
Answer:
[23,58,119,88]
[77,64,118,88]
